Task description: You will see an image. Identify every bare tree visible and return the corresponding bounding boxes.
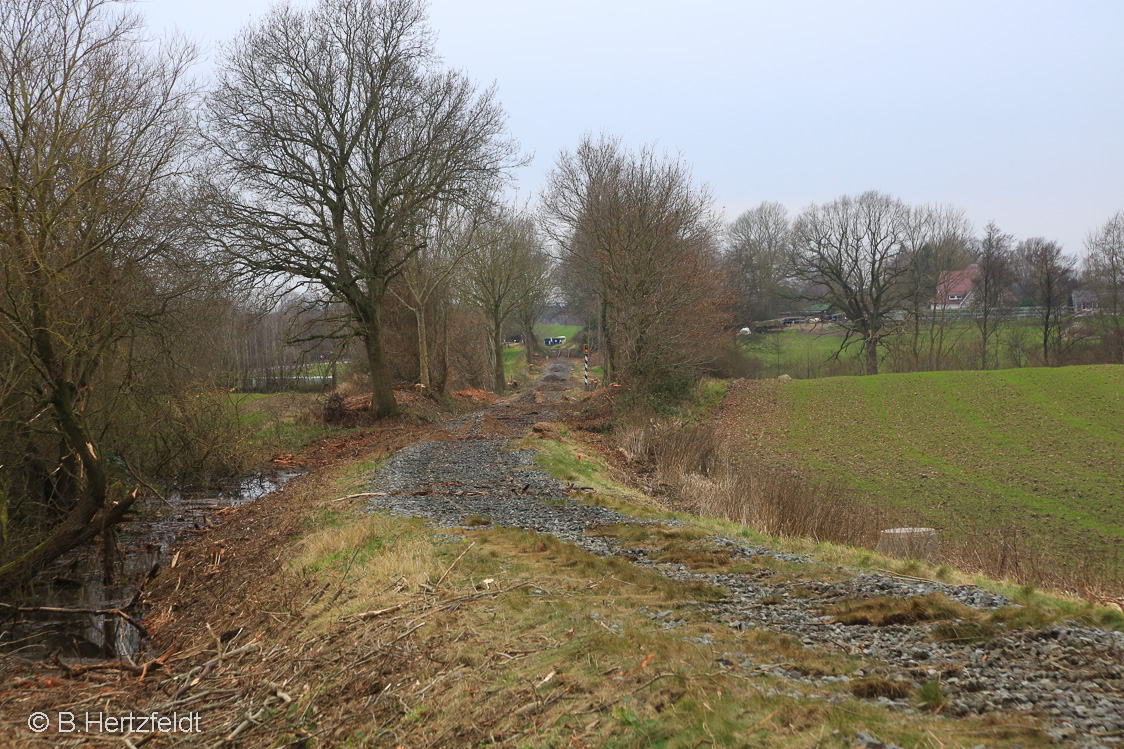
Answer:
[896,208,974,371]
[1017,237,1075,365]
[726,202,792,322]
[392,204,480,390]
[459,209,545,393]
[541,134,726,394]
[0,0,196,589]
[1084,211,1124,363]
[791,192,924,375]
[514,250,554,366]
[972,222,1015,369]
[540,134,623,381]
[203,0,521,417]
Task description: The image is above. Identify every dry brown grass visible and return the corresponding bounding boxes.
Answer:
[851,677,914,700]
[625,416,894,546]
[294,514,440,624]
[828,593,976,627]
[628,414,1124,602]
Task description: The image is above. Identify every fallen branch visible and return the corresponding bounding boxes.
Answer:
[51,653,142,677]
[122,456,172,509]
[0,602,147,638]
[875,568,969,586]
[331,492,387,502]
[343,604,407,622]
[436,541,475,587]
[171,642,262,700]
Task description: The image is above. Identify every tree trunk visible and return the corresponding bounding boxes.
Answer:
[601,297,614,384]
[433,300,449,394]
[0,382,113,592]
[416,304,430,389]
[1042,307,1051,365]
[864,337,879,375]
[492,311,506,394]
[522,312,536,366]
[1114,311,1124,364]
[910,311,921,369]
[980,309,990,370]
[363,309,398,418]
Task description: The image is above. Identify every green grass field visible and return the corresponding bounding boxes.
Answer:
[502,346,527,383]
[718,365,1124,587]
[533,323,582,348]
[740,329,855,377]
[739,320,1074,379]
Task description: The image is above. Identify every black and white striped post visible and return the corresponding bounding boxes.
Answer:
[583,343,589,389]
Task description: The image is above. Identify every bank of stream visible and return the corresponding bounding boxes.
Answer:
[0,471,301,663]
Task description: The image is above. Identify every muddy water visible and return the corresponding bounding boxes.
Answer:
[1,471,300,662]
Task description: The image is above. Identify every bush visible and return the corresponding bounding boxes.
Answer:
[621,415,896,547]
[704,342,763,379]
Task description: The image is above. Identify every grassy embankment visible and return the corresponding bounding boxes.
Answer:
[717,365,1124,594]
[150,422,1080,746]
[258,416,1120,745]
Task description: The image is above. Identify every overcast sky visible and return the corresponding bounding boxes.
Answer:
[144,0,1124,256]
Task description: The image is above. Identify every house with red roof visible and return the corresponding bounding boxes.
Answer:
[929,264,979,311]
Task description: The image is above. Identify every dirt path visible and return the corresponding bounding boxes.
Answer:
[366,362,1124,746]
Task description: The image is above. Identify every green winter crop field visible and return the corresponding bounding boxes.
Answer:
[717,365,1124,588]
[533,323,582,346]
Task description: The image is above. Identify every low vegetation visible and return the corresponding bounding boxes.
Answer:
[539,416,1124,633]
[708,365,1124,596]
[98,426,1059,746]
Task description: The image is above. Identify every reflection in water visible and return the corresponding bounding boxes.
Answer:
[1,471,300,662]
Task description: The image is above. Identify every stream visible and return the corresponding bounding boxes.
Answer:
[0,471,300,663]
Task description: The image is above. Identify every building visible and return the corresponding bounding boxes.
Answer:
[929,264,979,311]
[1071,289,1100,315]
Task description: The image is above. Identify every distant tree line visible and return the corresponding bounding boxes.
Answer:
[726,196,1124,374]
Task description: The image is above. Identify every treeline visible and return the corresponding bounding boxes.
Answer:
[727,195,1124,374]
[0,0,1121,589]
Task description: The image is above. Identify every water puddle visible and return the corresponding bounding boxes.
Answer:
[0,471,301,662]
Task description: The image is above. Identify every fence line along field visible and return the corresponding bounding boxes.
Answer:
[716,365,1124,593]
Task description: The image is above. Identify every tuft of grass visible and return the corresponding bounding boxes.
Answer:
[463,513,492,527]
[851,677,913,700]
[916,679,947,711]
[829,593,975,627]
[293,513,440,624]
[932,620,993,644]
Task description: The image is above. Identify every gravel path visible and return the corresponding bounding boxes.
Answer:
[366,361,1124,745]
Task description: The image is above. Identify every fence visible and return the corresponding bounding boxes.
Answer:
[237,374,334,393]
